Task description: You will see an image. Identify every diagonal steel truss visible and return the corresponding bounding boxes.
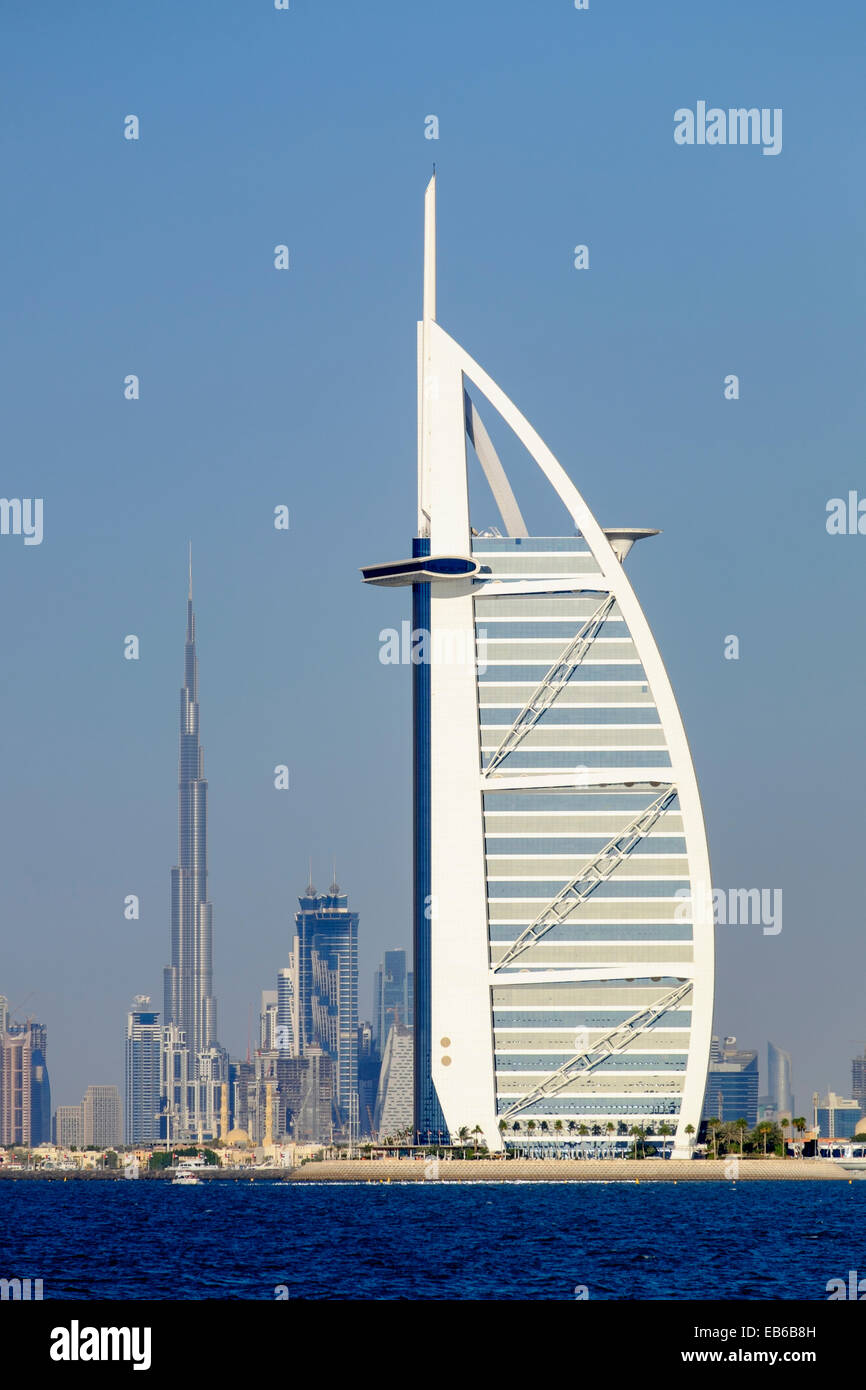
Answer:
[498,978,693,1122]
[492,786,678,971]
[483,592,617,775]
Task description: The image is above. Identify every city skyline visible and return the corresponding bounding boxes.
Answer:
[2,1,863,1117]
[2,463,857,1138]
[5,340,862,1126]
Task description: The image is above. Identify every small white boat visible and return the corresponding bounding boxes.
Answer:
[172,1155,207,1185]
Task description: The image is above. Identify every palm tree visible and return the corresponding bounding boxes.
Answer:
[457,1125,470,1156]
[629,1125,646,1159]
[736,1118,747,1156]
[779,1118,791,1154]
[684,1123,695,1153]
[471,1124,483,1156]
[719,1121,738,1156]
[793,1117,806,1154]
[707,1118,720,1159]
[658,1122,673,1158]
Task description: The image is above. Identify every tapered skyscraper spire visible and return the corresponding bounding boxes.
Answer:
[164,558,217,1058]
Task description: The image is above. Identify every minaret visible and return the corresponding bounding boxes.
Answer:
[163,551,217,1059]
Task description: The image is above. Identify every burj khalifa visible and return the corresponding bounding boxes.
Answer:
[163,557,217,1059]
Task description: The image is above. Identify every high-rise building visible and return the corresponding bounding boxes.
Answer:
[362,177,715,1155]
[0,1022,50,1146]
[852,1050,866,1111]
[160,1023,193,1141]
[161,563,227,1141]
[125,997,162,1145]
[53,1105,83,1147]
[374,1022,414,1140]
[281,1047,334,1146]
[276,963,298,1056]
[163,561,218,1061]
[357,1021,380,1137]
[702,1037,759,1127]
[374,949,413,1048]
[260,991,278,1053]
[28,1024,51,1145]
[767,1041,794,1119]
[293,876,358,1132]
[82,1085,122,1149]
[0,1027,32,1145]
[0,997,8,1035]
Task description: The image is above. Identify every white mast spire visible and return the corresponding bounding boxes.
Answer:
[418,171,437,534]
[423,169,436,323]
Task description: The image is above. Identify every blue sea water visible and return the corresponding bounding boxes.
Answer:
[1,1179,864,1300]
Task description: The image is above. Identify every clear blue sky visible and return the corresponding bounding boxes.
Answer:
[2,0,865,1116]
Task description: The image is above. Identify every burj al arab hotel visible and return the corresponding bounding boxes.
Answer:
[363,177,714,1159]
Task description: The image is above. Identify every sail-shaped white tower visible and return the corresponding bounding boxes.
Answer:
[363,177,714,1158]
